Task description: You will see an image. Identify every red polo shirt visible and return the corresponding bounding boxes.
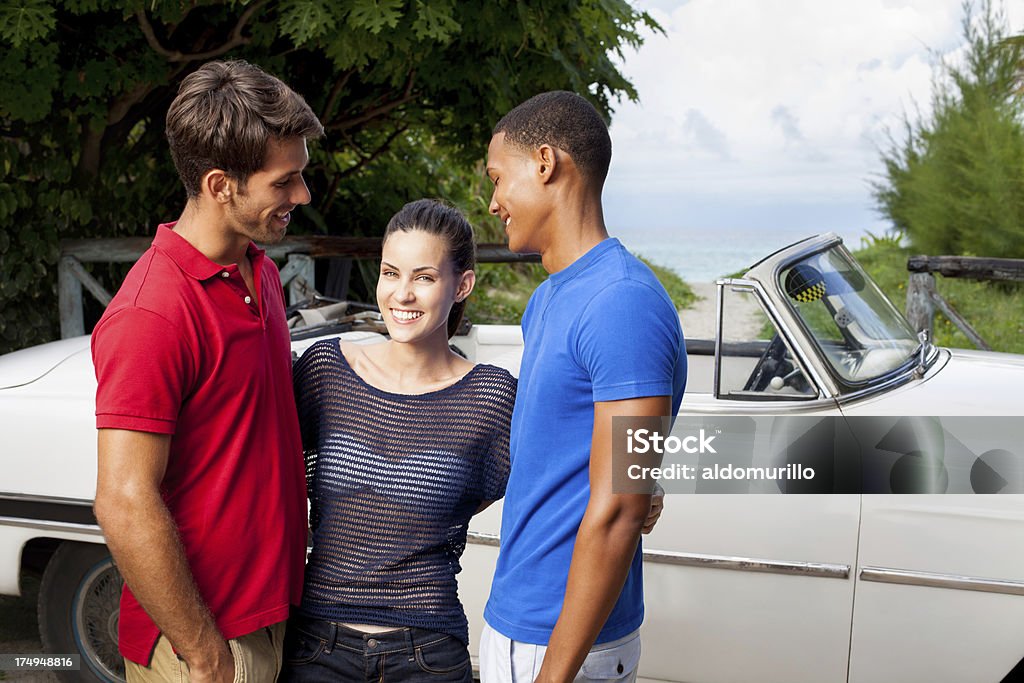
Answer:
[92,224,307,665]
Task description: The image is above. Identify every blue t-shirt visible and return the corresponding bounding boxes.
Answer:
[484,237,687,645]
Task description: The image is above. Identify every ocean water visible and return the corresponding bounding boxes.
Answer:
[614,225,873,283]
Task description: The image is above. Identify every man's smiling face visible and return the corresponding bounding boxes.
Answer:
[224,136,311,245]
[486,132,550,255]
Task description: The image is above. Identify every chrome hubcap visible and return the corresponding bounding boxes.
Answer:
[73,558,125,682]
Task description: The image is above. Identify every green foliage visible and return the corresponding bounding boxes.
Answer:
[466,255,695,326]
[853,238,1024,354]
[858,228,906,250]
[466,260,548,325]
[873,1,1024,259]
[0,0,56,47]
[0,0,659,353]
[411,0,460,43]
[637,256,698,311]
[279,0,337,44]
[348,0,403,35]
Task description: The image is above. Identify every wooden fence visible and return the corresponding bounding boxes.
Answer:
[906,255,1024,351]
[58,236,538,338]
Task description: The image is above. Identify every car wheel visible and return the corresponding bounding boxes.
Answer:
[38,542,125,683]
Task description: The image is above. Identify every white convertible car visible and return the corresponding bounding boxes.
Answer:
[1,234,1023,682]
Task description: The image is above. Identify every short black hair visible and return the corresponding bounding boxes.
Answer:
[493,91,612,185]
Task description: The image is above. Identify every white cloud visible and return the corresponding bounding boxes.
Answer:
[604,0,1024,235]
[771,105,804,145]
[682,108,733,160]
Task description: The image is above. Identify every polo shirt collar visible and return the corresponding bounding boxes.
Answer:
[153,223,265,281]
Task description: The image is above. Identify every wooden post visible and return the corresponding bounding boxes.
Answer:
[905,272,936,341]
[324,258,352,299]
[929,292,992,351]
[907,255,1024,282]
[285,254,315,305]
[65,257,112,306]
[58,256,85,338]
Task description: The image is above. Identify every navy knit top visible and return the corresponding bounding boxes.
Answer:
[293,338,516,643]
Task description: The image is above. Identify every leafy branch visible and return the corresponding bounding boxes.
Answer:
[329,70,417,132]
[135,1,268,63]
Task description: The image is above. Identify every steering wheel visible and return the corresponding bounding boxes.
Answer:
[743,334,790,392]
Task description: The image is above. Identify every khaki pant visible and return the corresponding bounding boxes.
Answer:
[125,622,286,683]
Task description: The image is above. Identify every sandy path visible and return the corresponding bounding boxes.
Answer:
[679,282,764,341]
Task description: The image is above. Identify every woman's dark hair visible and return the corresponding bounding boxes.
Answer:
[383,199,476,338]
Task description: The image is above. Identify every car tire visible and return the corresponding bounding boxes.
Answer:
[38,542,125,683]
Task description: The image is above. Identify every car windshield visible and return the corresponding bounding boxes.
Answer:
[779,245,919,384]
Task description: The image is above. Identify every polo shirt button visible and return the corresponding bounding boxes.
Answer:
[221,271,229,278]
[244,296,252,304]
[367,639,378,649]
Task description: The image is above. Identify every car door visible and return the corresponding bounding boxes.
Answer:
[635,282,861,683]
[837,408,1024,683]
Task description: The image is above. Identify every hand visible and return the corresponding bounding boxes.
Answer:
[642,482,664,534]
[186,641,235,683]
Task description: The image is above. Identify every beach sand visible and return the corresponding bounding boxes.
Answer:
[679,282,764,342]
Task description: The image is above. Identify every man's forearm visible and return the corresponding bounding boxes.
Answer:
[535,503,647,683]
[96,490,228,668]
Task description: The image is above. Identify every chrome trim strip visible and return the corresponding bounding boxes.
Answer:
[860,566,1024,597]
[747,233,841,280]
[834,368,915,402]
[0,516,103,537]
[764,234,843,288]
[836,348,947,405]
[0,492,94,506]
[715,279,831,402]
[713,281,725,396]
[642,550,849,578]
[685,397,841,415]
[466,532,849,579]
[749,279,833,400]
[466,531,500,547]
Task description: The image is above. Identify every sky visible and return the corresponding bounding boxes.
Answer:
[603,0,1024,247]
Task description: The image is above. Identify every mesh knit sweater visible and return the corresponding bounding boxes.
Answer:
[293,338,516,643]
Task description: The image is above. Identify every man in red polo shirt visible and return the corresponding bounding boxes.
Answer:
[91,61,323,683]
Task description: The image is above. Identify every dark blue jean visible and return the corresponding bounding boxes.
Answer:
[278,614,474,683]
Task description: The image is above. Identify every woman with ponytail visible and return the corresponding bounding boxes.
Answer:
[281,199,517,682]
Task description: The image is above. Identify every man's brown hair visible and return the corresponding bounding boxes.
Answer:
[166,60,324,198]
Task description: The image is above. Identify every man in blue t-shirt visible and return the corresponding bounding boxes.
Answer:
[480,91,687,683]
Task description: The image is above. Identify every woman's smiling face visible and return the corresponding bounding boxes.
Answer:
[377,229,465,344]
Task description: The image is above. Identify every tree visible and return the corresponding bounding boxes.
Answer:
[873,0,1024,258]
[0,0,659,353]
